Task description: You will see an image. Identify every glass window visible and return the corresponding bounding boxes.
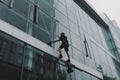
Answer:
[91,42,101,67]
[25,46,42,71]
[52,20,59,35]
[81,10,89,34]
[44,0,54,5]
[98,26,107,45]
[74,68,100,80]
[6,9,27,32]
[0,32,24,66]
[54,0,67,16]
[67,10,77,24]
[89,17,98,38]
[33,0,54,6]
[98,49,108,65]
[58,0,66,5]
[74,4,81,25]
[55,9,69,28]
[13,0,29,17]
[70,32,82,50]
[32,24,51,43]
[66,0,75,14]
[102,64,112,76]
[38,10,53,32]
[79,9,86,33]
[69,20,79,35]
[75,69,83,80]
[85,41,97,69]
[33,0,54,17]
[72,47,85,63]
[0,3,7,20]
[90,19,101,43]
[25,45,57,74]
[38,10,45,28]
[94,24,102,43]
[78,7,83,22]
[113,60,120,80]
[1,0,11,5]
[0,31,60,80]
[87,15,94,36]
[101,27,118,57]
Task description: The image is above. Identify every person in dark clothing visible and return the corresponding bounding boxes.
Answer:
[53,32,70,62]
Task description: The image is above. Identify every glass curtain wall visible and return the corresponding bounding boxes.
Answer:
[0,0,120,80]
[0,32,58,80]
[0,31,102,80]
[0,0,55,44]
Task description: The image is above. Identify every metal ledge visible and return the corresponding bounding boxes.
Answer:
[0,20,103,79]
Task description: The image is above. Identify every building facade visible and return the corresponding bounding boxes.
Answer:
[0,0,120,80]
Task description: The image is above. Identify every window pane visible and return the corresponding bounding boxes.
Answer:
[6,10,27,32]
[0,3,7,20]
[54,0,67,16]
[69,20,79,35]
[1,0,11,5]
[72,47,85,63]
[44,0,54,5]
[0,32,24,80]
[55,9,68,27]
[58,0,66,5]
[0,32,24,66]
[33,0,54,17]
[32,24,51,43]
[66,0,75,14]
[38,10,53,32]
[13,0,29,17]
[71,32,82,50]
[68,10,77,24]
